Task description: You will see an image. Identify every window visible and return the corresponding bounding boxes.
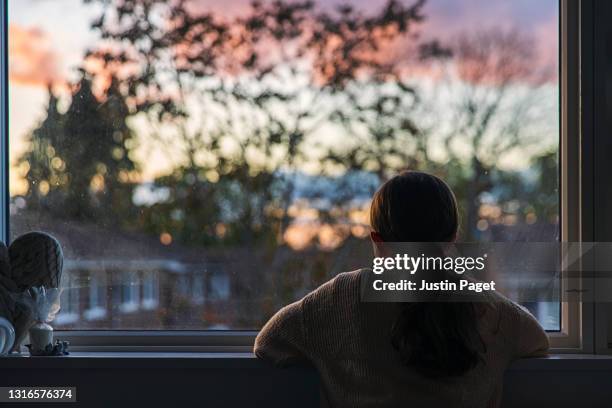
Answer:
[176,275,190,298]
[4,0,588,350]
[56,271,80,326]
[142,271,159,310]
[120,271,140,314]
[192,273,205,305]
[209,272,230,302]
[84,271,107,321]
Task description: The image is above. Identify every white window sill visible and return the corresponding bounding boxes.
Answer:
[141,299,159,310]
[119,302,139,313]
[84,307,107,321]
[55,313,79,325]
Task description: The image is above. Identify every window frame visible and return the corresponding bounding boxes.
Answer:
[0,0,596,352]
[548,0,592,352]
[85,271,107,321]
[142,271,160,310]
[55,271,81,326]
[0,0,7,245]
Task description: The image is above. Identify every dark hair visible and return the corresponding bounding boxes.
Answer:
[370,171,485,378]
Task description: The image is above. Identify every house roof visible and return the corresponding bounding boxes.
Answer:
[10,211,204,265]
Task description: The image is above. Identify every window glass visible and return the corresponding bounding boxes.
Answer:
[8,0,559,330]
[120,271,140,313]
[84,271,107,321]
[142,272,159,310]
[56,271,80,326]
[192,274,205,305]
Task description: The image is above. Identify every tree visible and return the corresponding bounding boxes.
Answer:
[433,29,556,239]
[61,73,115,220]
[341,28,557,240]
[316,27,557,241]
[95,76,140,224]
[84,0,428,246]
[19,86,66,212]
[17,72,139,226]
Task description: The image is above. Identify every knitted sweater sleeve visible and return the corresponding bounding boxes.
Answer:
[514,304,550,358]
[254,299,308,367]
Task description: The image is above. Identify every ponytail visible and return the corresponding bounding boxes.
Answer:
[391,302,485,377]
[370,171,485,377]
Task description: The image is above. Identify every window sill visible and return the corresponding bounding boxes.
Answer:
[1,353,611,370]
[508,354,612,371]
[0,353,610,408]
[0,352,271,370]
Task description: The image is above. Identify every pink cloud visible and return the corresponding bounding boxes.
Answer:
[8,24,64,87]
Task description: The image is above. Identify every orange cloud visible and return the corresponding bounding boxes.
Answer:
[9,24,63,87]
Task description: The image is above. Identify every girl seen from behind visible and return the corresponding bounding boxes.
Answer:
[255,171,549,408]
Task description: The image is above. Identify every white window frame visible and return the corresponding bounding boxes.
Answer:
[55,271,81,326]
[119,271,140,314]
[0,0,598,352]
[552,0,594,352]
[209,271,231,301]
[84,271,107,321]
[142,271,159,310]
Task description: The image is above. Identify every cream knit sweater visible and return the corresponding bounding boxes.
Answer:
[255,269,549,408]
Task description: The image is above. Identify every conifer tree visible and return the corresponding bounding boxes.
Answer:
[19,86,65,212]
[18,72,139,225]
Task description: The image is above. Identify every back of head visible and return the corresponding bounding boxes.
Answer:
[370,171,458,243]
[370,171,484,378]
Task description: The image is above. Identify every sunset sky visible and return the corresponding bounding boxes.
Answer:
[8,0,559,196]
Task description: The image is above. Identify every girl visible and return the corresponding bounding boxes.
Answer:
[255,171,549,407]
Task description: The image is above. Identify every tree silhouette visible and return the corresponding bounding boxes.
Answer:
[62,74,113,219]
[404,28,557,239]
[84,0,428,246]
[17,72,139,225]
[19,87,65,212]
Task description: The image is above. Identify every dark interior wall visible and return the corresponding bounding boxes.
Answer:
[0,357,319,408]
[6,368,317,408]
[2,356,612,408]
[503,369,612,408]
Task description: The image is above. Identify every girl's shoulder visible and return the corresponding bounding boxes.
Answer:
[304,269,364,301]
[300,269,366,317]
[478,289,536,339]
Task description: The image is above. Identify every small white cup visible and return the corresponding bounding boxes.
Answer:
[29,322,53,352]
